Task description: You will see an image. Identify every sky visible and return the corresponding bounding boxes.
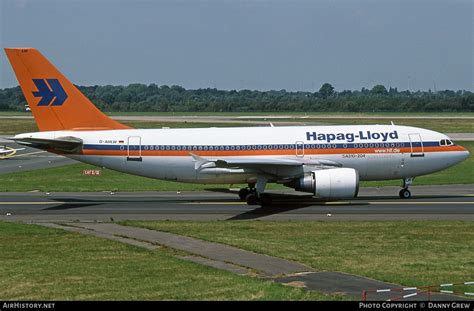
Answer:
[0,0,472,91]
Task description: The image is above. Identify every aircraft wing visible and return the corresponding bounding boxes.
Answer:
[190,153,342,177]
[11,136,83,153]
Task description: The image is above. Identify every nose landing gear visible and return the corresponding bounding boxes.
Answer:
[399,188,411,199]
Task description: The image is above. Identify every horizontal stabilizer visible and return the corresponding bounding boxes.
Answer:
[12,136,83,153]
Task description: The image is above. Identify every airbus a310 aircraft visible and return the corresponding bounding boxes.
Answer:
[4,48,470,206]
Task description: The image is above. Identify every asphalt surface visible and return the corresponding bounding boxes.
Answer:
[0,137,76,174]
[0,185,472,222]
[2,184,471,300]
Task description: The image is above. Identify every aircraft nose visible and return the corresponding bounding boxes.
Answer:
[457,145,470,162]
[462,147,470,160]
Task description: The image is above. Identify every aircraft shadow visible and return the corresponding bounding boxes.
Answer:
[207,188,466,201]
[225,193,469,221]
[43,203,102,210]
[42,198,153,210]
[227,194,369,221]
[42,198,104,210]
[227,204,329,221]
[42,193,468,220]
[41,197,215,210]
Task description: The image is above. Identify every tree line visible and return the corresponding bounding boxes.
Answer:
[0,83,473,112]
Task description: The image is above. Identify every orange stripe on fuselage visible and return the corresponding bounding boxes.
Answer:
[79,145,465,157]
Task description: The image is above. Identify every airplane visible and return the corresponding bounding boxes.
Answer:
[4,48,470,206]
[0,145,25,159]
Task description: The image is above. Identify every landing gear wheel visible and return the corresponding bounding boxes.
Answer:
[238,188,250,200]
[259,194,273,207]
[399,189,411,199]
[245,193,259,205]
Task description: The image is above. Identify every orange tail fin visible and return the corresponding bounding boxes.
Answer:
[4,48,130,131]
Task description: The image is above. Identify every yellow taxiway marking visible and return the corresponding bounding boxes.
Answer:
[0,202,66,205]
[0,200,472,206]
[0,146,17,159]
[0,201,247,206]
[325,202,351,205]
[10,150,46,158]
[184,201,474,205]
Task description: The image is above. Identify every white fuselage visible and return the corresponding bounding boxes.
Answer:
[16,124,469,185]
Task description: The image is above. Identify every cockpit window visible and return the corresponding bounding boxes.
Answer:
[440,139,454,146]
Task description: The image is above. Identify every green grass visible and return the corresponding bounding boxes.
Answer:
[252,118,474,133]
[1,111,473,117]
[0,163,211,192]
[104,111,474,117]
[0,142,471,192]
[0,113,472,134]
[0,119,250,135]
[0,221,337,300]
[0,111,33,116]
[0,119,39,135]
[123,121,255,129]
[124,220,474,291]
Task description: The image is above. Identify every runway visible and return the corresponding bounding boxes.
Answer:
[1,185,472,222]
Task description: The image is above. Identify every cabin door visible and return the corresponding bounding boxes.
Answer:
[296,141,305,158]
[408,133,424,157]
[127,136,142,161]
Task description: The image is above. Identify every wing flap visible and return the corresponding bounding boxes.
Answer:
[215,158,304,167]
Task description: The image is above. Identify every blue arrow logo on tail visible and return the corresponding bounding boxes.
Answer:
[32,79,68,106]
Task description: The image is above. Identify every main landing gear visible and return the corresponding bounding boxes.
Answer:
[238,177,272,207]
[238,187,252,200]
[399,177,413,199]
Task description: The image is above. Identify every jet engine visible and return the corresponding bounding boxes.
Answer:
[289,168,359,199]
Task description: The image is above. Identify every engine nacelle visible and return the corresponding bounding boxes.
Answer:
[292,168,359,199]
